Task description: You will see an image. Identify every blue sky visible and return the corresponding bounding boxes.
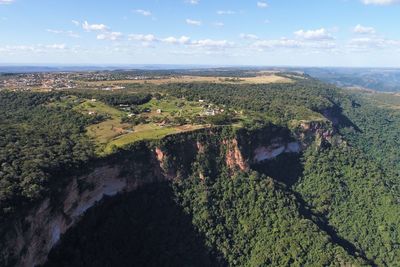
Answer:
[1,0,400,66]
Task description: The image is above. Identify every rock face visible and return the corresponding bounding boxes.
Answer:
[0,125,327,267]
[224,139,249,171]
[1,143,167,267]
[17,166,127,267]
[4,162,165,267]
[253,142,301,163]
[295,120,336,148]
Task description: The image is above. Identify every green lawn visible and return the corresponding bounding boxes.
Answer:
[73,96,235,155]
[74,100,125,118]
[104,124,205,154]
[141,98,203,118]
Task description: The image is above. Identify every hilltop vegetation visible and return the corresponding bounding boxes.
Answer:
[1,72,400,266]
[0,92,94,217]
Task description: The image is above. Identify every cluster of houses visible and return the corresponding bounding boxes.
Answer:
[86,98,225,123]
[199,99,224,116]
[1,73,76,91]
[101,86,125,91]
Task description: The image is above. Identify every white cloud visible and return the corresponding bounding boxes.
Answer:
[353,24,376,34]
[0,44,69,55]
[46,29,63,34]
[82,21,109,32]
[66,31,80,38]
[46,29,80,38]
[134,9,152,16]
[294,28,334,40]
[45,44,66,50]
[97,32,122,41]
[127,33,231,50]
[71,20,80,26]
[254,39,303,50]
[252,37,337,52]
[185,0,199,4]
[0,0,14,5]
[348,37,400,50]
[0,45,36,53]
[186,19,202,26]
[217,10,236,15]
[240,33,259,40]
[129,34,158,42]
[190,39,233,49]
[361,0,400,5]
[257,1,268,8]
[162,36,191,45]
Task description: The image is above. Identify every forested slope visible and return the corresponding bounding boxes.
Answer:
[1,77,400,266]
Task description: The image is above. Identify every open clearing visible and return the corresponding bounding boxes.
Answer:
[53,94,243,155]
[71,97,210,154]
[104,124,205,154]
[366,93,400,111]
[83,74,293,87]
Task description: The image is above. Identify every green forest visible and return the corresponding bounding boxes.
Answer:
[1,75,400,266]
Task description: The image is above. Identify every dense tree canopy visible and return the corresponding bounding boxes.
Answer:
[1,75,400,266]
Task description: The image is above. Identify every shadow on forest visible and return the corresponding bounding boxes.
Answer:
[43,182,226,267]
[323,105,362,133]
[252,153,303,187]
[253,153,376,266]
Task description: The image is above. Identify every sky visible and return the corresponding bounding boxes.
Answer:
[1,0,400,66]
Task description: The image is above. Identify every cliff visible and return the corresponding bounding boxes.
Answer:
[0,123,332,267]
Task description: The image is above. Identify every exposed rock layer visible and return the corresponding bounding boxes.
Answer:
[1,124,331,267]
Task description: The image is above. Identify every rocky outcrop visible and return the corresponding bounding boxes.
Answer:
[1,124,332,267]
[253,142,301,163]
[224,139,249,171]
[2,148,165,267]
[14,166,129,267]
[295,120,335,148]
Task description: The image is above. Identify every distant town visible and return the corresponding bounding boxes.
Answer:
[0,72,163,91]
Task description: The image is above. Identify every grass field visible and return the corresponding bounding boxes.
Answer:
[83,74,293,87]
[74,100,125,118]
[72,97,210,155]
[87,119,132,144]
[104,124,205,154]
[141,98,204,118]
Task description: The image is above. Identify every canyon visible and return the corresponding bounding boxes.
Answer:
[0,123,329,267]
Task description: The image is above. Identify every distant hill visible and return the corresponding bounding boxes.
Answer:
[300,67,400,92]
[0,64,220,73]
[2,65,400,92]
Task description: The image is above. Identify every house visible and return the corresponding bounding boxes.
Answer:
[199,99,205,103]
[90,98,97,102]
[156,109,162,114]
[204,109,216,116]
[88,111,96,115]
[127,113,135,118]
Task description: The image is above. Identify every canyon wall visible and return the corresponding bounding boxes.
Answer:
[0,124,331,267]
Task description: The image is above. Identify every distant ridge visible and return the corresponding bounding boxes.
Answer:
[0,64,226,73]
